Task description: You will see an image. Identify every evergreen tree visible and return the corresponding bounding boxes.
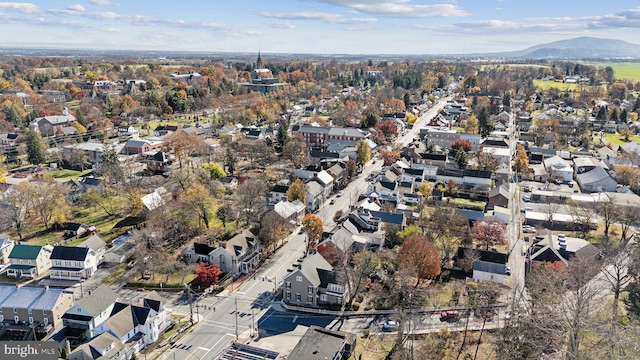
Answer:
[26,129,45,165]
[225,148,237,175]
[596,106,607,120]
[276,120,290,149]
[610,108,619,122]
[620,108,628,124]
[477,106,493,137]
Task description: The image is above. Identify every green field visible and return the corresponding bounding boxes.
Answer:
[602,133,640,146]
[533,80,580,91]
[595,62,640,81]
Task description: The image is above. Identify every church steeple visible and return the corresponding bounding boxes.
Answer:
[256,51,263,69]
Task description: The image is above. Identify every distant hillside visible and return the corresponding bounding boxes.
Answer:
[498,37,640,59]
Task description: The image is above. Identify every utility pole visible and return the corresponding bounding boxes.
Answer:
[185,283,193,324]
[234,298,238,340]
[251,309,255,338]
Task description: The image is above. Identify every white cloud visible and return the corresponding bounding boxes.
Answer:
[307,0,468,18]
[0,2,38,13]
[261,11,377,24]
[88,0,111,5]
[266,21,296,29]
[67,4,85,12]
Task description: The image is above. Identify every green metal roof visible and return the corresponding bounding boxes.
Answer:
[8,245,42,260]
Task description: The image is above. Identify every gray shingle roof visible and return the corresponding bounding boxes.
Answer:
[75,285,118,317]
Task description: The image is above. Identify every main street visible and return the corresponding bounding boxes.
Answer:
[158,97,451,359]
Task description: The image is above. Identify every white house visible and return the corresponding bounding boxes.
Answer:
[49,246,98,281]
[93,292,171,359]
[62,285,119,339]
[472,260,506,284]
[183,230,260,277]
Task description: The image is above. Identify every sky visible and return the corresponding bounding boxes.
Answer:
[1,0,640,54]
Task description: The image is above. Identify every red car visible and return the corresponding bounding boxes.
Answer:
[440,310,460,322]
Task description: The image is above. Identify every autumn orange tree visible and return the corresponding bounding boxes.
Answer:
[379,147,401,166]
[286,179,306,204]
[451,139,473,153]
[301,213,323,257]
[472,220,507,250]
[195,262,222,286]
[397,235,441,287]
[513,144,529,174]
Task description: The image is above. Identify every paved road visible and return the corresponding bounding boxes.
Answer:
[157,97,452,359]
[318,97,450,231]
[159,232,308,360]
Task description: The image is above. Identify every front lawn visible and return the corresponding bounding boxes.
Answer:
[46,169,93,180]
[602,133,640,146]
[448,197,486,211]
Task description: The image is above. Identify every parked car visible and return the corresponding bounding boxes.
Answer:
[440,310,460,322]
[522,226,536,233]
[330,199,335,205]
[505,266,512,276]
[337,190,344,197]
[382,320,399,331]
[523,195,531,202]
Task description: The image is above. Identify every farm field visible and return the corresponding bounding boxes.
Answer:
[594,62,640,80]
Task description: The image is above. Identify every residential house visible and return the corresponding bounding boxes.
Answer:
[62,142,107,165]
[0,233,14,264]
[0,133,18,149]
[488,184,509,210]
[292,125,330,149]
[529,231,601,269]
[141,187,167,213]
[121,138,164,155]
[78,235,106,265]
[481,146,511,165]
[62,285,119,339]
[6,244,52,278]
[65,223,91,238]
[153,125,181,137]
[288,326,355,360]
[117,126,139,138]
[93,292,171,359]
[283,253,345,307]
[49,246,98,281]
[543,155,573,182]
[35,108,76,136]
[576,166,617,193]
[169,72,202,81]
[38,90,66,103]
[315,170,335,197]
[142,151,173,173]
[184,230,260,277]
[219,177,238,191]
[327,127,367,143]
[81,177,105,194]
[273,200,306,224]
[306,180,324,212]
[0,285,74,338]
[182,243,215,264]
[270,184,290,204]
[68,331,127,360]
[573,157,608,177]
[454,247,509,285]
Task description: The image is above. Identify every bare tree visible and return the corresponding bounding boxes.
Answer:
[601,244,635,321]
[596,196,619,239]
[619,206,639,244]
[542,203,560,228]
[235,179,267,226]
[0,182,33,239]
